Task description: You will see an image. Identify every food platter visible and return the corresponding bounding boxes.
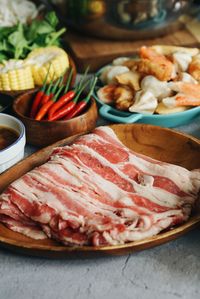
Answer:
[94,45,200,127]
[0,124,200,258]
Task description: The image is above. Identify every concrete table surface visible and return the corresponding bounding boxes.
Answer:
[0,116,200,299]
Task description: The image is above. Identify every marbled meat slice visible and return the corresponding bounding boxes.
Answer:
[0,200,46,239]
[0,126,199,246]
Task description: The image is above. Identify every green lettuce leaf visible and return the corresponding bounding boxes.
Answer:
[45,11,59,28]
[0,11,66,61]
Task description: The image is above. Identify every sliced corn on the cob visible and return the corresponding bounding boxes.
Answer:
[26,46,69,86]
[0,60,34,91]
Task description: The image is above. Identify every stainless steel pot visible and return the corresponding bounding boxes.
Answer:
[49,0,200,40]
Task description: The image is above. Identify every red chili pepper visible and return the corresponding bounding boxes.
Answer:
[35,101,55,121]
[47,69,75,120]
[48,67,90,120]
[47,90,75,120]
[64,77,97,120]
[40,85,53,106]
[30,64,51,118]
[35,82,64,121]
[49,79,90,121]
[49,96,78,121]
[64,101,88,120]
[41,75,63,106]
[30,90,45,118]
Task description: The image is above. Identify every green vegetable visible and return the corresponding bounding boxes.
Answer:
[45,11,59,28]
[8,23,29,59]
[0,11,66,63]
[0,53,7,62]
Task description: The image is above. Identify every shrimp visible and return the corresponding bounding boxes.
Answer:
[138,46,174,81]
[188,54,200,82]
[175,94,200,106]
[163,93,200,108]
[168,82,200,99]
[163,82,200,107]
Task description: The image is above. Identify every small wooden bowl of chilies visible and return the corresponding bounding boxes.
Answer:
[13,89,98,147]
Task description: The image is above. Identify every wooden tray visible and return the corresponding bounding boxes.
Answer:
[0,124,200,258]
[66,27,200,72]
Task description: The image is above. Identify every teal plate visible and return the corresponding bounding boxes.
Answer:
[94,66,200,128]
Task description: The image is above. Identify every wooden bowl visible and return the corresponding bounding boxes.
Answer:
[0,124,200,258]
[0,55,77,98]
[12,89,98,147]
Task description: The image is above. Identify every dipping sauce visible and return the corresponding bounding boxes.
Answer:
[0,126,19,150]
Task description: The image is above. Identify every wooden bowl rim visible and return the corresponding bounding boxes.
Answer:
[13,89,96,124]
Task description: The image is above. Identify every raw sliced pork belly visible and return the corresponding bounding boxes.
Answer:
[0,126,200,246]
[0,200,46,239]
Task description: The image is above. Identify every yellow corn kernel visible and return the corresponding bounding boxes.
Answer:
[0,65,34,91]
[26,46,69,86]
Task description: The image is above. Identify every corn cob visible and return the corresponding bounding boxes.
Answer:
[0,60,34,91]
[26,46,69,86]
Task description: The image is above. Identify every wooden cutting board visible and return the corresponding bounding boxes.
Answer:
[65,23,200,72]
